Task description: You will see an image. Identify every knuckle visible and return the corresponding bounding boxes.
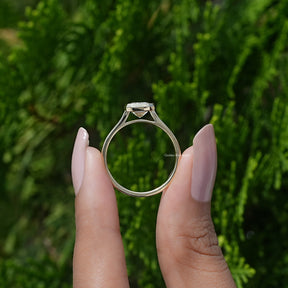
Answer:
[170,215,228,272]
[178,216,219,256]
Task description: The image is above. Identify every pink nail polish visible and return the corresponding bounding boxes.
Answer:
[191,124,217,202]
[71,127,89,195]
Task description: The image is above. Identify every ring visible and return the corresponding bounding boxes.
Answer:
[102,102,181,197]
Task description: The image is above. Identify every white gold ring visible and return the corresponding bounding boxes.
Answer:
[102,102,181,197]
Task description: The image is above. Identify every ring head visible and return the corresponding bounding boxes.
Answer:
[126,102,154,118]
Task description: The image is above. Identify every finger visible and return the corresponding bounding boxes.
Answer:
[156,124,236,288]
[71,128,129,288]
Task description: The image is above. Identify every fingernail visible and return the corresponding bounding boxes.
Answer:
[71,127,89,195]
[191,124,217,202]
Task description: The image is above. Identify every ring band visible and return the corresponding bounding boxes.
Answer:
[101,102,181,197]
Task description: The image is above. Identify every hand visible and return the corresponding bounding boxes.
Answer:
[71,125,236,288]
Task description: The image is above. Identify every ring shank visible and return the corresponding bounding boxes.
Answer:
[102,110,181,197]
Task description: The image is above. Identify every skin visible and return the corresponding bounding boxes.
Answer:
[72,145,236,288]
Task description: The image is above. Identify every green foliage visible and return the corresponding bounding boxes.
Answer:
[1,0,288,287]
[0,257,71,288]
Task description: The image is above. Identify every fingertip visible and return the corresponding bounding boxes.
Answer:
[167,145,193,192]
[86,145,101,158]
[181,145,193,159]
[84,146,102,177]
[80,146,113,196]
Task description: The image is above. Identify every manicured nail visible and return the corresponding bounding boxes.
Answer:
[71,127,89,195]
[191,124,217,202]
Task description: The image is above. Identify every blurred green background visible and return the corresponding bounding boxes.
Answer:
[1,0,288,287]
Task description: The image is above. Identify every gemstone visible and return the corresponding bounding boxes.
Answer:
[132,110,148,118]
[126,102,154,118]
